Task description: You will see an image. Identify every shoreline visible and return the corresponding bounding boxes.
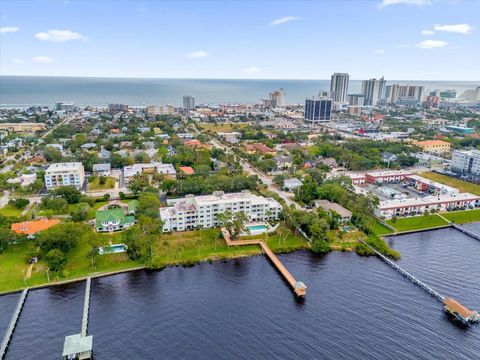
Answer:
[0,244,307,296]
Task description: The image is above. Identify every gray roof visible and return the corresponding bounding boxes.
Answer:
[314,200,352,218]
[93,163,111,171]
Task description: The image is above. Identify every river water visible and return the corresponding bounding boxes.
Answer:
[1,225,479,359]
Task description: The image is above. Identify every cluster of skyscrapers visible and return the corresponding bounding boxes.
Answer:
[303,73,433,124]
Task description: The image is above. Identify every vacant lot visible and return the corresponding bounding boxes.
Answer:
[88,177,115,191]
[420,172,480,195]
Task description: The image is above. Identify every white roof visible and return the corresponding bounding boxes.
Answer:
[407,174,458,194]
[379,192,479,209]
[123,162,176,178]
[366,170,412,178]
[46,162,83,172]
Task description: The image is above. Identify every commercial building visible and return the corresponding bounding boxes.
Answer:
[451,149,480,176]
[44,162,85,190]
[183,95,196,110]
[304,97,332,124]
[108,104,129,112]
[330,73,349,103]
[415,140,451,154]
[0,123,46,133]
[361,77,386,106]
[385,84,424,106]
[365,170,412,184]
[146,105,175,115]
[160,190,282,232]
[54,102,75,111]
[376,192,480,219]
[123,162,176,183]
[348,94,365,106]
[406,175,459,195]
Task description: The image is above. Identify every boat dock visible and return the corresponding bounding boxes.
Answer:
[221,228,307,298]
[359,239,479,324]
[0,289,28,359]
[62,277,93,360]
[451,224,480,242]
[81,277,91,337]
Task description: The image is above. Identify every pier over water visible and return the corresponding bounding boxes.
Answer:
[0,289,28,359]
[221,228,307,298]
[360,239,479,324]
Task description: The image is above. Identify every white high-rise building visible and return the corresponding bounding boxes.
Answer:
[330,73,349,103]
[183,95,196,110]
[270,88,286,107]
[361,77,386,106]
[451,149,480,176]
[44,162,85,190]
[160,191,282,232]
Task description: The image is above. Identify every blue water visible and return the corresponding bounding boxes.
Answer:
[247,225,267,231]
[99,244,127,254]
[1,76,478,107]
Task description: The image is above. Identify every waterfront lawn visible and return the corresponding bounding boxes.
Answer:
[0,204,24,217]
[441,208,480,224]
[386,214,449,232]
[88,177,115,191]
[420,172,480,196]
[151,226,309,267]
[372,221,395,236]
[0,233,142,293]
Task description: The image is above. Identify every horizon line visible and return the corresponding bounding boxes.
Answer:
[1,74,479,82]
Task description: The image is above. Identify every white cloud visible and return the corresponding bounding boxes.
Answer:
[373,49,385,54]
[32,56,56,63]
[11,58,24,64]
[244,66,261,74]
[187,50,209,58]
[421,30,435,35]
[433,24,473,34]
[379,0,431,7]
[34,29,87,42]
[0,26,20,34]
[394,44,410,48]
[269,16,299,27]
[415,40,448,49]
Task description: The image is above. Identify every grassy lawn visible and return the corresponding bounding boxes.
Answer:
[88,177,115,191]
[152,226,309,267]
[441,208,480,224]
[420,172,480,195]
[386,214,449,232]
[0,232,141,293]
[0,225,308,294]
[372,221,395,236]
[0,204,24,217]
[198,123,247,133]
[328,229,366,250]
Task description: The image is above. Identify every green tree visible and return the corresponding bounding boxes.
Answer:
[128,173,150,195]
[86,234,101,269]
[45,248,67,274]
[137,193,161,219]
[48,197,69,214]
[38,222,90,253]
[53,186,82,204]
[70,203,91,222]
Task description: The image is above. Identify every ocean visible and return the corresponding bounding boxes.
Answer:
[0,76,479,108]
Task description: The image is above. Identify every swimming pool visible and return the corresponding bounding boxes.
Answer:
[243,224,268,236]
[98,244,128,255]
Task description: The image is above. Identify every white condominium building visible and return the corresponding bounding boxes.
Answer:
[451,149,480,176]
[44,162,85,190]
[160,190,282,232]
[123,162,176,184]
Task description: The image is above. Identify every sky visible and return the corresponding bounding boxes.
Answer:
[0,0,479,80]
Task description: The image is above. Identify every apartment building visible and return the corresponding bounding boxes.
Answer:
[44,162,85,190]
[160,190,282,232]
[0,123,46,133]
[451,149,480,176]
[376,192,480,219]
[123,162,176,184]
[415,140,451,154]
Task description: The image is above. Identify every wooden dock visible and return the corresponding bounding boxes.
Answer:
[221,228,307,298]
[81,277,91,337]
[0,289,28,359]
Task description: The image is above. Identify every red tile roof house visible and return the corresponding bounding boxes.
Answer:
[179,166,195,175]
[245,143,276,155]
